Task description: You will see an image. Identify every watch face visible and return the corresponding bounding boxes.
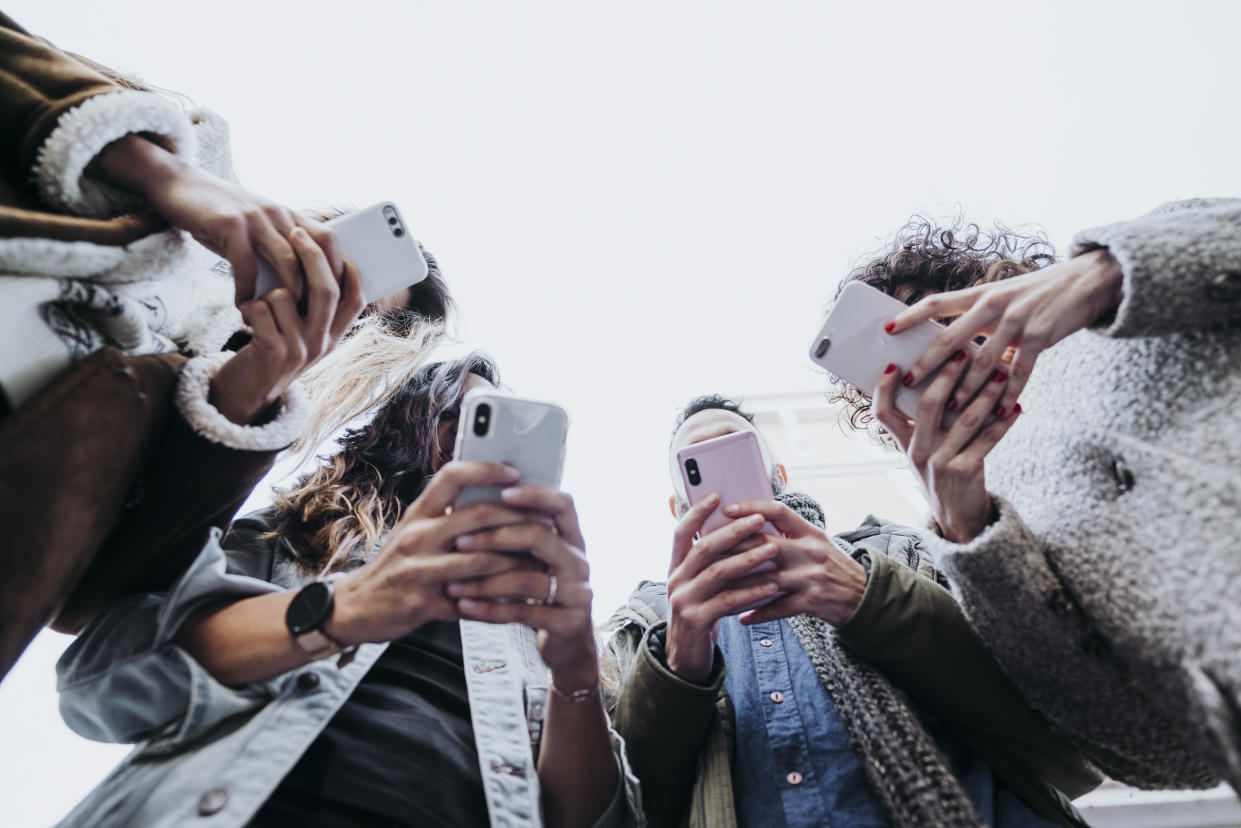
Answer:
[286,581,333,635]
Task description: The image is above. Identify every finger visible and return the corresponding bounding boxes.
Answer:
[456,523,585,578]
[720,501,812,539]
[288,226,340,361]
[448,572,589,609]
[738,596,800,626]
[958,402,1022,465]
[677,544,780,609]
[327,260,365,344]
[870,362,914,449]
[456,598,581,635]
[426,502,532,547]
[901,303,999,388]
[887,285,982,333]
[424,550,533,583]
[409,461,522,517]
[997,343,1038,414]
[908,348,970,456]
[950,313,1021,410]
[252,212,303,302]
[226,241,260,305]
[670,494,719,571]
[262,288,309,370]
[678,513,768,581]
[294,214,345,278]
[692,580,782,623]
[933,363,1010,459]
[499,487,586,550]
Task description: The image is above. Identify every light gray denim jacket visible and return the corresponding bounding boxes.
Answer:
[55,510,643,828]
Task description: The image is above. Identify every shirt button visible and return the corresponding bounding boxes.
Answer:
[786,771,803,786]
[198,788,228,815]
[769,691,785,704]
[296,671,320,692]
[759,639,774,647]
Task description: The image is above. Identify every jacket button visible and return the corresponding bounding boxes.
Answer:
[198,788,228,816]
[296,671,320,692]
[1046,588,1072,615]
[1111,457,1135,493]
[1081,632,1111,659]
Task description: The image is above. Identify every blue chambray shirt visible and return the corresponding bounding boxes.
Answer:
[717,616,1059,828]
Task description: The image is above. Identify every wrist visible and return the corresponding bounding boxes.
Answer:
[321,576,366,648]
[95,133,186,198]
[209,351,284,426]
[1078,248,1125,320]
[820,556,868,626]
[549,659,600,695]
[664,625,714,684]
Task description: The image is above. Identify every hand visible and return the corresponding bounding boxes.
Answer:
[448,487,602,691]
[95,134,345,304]
[720,500,867,627]
[325,462,536,646]
[209,227,365,425]
[664,494,782,683]
[886,248,1124,415]
[871,349,1022,543]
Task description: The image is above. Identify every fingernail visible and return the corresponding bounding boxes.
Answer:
[994,405,1007,419]
[946,397,959,412]
[953,350,967,362]
[457,599,478,613]
[446,582,465,596]
[992,369,1008,384]
[883,363,897,375]
[456,534,475,549]
[504,466,521,480]
[1013,403,1022,414]
[760,544,777,556]
[883,321,896,334]
[902,372,915,387]
[763,582,779,592]
[723,504,739,515]
[500,488,519,501]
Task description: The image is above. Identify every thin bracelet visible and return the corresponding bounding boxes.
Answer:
[549,681,600,703]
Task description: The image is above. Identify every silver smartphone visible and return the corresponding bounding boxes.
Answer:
[451,389,569,509]
[253,201,429,304]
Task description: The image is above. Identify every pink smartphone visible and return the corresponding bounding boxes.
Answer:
[808,281,983,429]
[677,431,783,612]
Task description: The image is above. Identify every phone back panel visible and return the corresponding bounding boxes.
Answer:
[254,201,429,303]
[677,431,776,535]
[808,281,978,426]
[452,390,569,509]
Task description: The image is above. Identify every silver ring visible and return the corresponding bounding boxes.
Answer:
[546,574,558,606]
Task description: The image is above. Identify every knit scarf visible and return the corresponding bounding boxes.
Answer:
[775,491,985,828]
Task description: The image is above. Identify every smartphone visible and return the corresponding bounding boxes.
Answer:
[252,202,429,304]
[808,281,982,428]
[452,389,569,510]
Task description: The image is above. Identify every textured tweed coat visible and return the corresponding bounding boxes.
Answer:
[926,198,1241,791]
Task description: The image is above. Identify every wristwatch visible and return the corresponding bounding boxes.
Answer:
[286,581,347,660]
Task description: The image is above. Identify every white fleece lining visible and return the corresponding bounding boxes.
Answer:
[33,89,197,218]
[176,352,310,452]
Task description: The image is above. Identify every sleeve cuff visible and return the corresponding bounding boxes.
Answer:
[175,352,310,451]
[33,89,197,218]
[833,550,898,644]
[642,622,726,695]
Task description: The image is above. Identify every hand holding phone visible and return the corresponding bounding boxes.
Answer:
[253,202,429,305]
[452,389,569,510]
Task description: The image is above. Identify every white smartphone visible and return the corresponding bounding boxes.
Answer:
[452,389,569,510]
[252,202,429,304]
[809,281,982,428]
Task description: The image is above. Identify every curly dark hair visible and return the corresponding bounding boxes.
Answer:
[672,394,755,438]
[827,215,1056,435]
[270,352,500,575]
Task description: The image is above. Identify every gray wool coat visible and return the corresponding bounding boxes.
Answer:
[925,198,1241,792]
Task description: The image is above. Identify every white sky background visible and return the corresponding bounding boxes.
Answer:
[2,1,1240,823]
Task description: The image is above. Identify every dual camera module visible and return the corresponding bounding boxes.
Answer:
[382,205,405,238]
[684,458,702,486]
[473,403,491,437]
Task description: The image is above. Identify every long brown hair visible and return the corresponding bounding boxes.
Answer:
[270,352,501,575]
[826,215,1056,438]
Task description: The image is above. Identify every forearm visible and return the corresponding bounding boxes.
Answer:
[537,663,619,828]
[175,591,311,687]
[95,133,186,201]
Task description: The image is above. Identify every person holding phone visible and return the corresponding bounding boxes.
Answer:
[824,200,1241,792]
[55,353,640,828]
[601,395,1099,828]
[0,11,452,679]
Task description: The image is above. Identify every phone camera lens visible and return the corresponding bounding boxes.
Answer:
[388,217,398,225]
[473,404,491,437]
[814,338,830,358]
[393,227,404,237]
[685,459,701,486]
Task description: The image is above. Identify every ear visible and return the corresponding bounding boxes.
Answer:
[775,464,788,488]
[668,496,678,518]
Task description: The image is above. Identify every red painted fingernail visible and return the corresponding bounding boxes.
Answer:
[883,363,897,375]
[884,321,895,333]
[1013,403,1022,414]
[946,397,959,412]
[953,350,967,362]
[902,372,915,387]
[992,370,1008,383]
[995,405,1007,419]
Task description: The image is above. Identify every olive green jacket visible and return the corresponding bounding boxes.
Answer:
[602,516,1102,828]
